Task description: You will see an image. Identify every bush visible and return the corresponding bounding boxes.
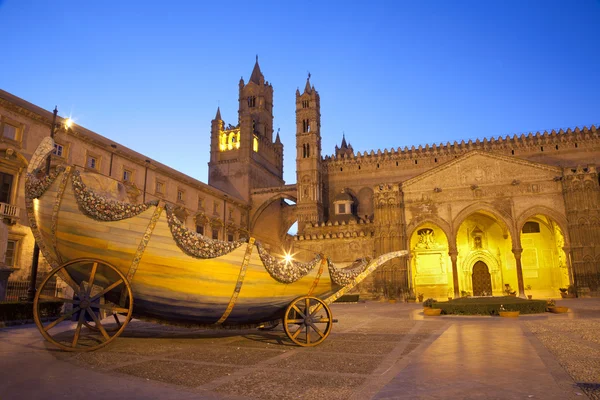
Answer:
[423,298,437,308]
[431,296,546,315]
[0,301,63,322]
[334,294,359,303]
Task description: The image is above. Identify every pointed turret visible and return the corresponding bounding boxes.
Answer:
[275,129,281,144]
[215,106,221,121]
[336,133,354,158]
[249,55,264,84]
[304,73,312,94]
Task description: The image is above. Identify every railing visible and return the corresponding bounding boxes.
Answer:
[4,279,57,302]
[0,202,18,218]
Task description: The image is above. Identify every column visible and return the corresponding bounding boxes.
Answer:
[512,248,525,297]
[449,250,459,299]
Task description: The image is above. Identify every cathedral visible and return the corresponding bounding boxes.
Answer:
[0,59,599,300]
[213,59,600,300]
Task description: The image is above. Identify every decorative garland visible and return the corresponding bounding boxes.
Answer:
[256,243,321,284]
[24,166,65,199]
[72,170,158,221]
[327,258,371,286]
[165,205,245,259]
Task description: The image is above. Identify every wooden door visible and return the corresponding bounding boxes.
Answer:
[472,261,492,296]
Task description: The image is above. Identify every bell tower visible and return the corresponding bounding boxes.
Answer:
[209,57,284,201]
[295,74,323,232]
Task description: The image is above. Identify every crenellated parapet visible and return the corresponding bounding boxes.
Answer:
[294,218,374,241]
[323,125,599,170]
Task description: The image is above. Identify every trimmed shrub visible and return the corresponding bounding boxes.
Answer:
[0,301,63,322]
[432,296,546,315]
[335,294,360,303]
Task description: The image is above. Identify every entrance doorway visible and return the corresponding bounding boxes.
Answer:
[472,261,492,296]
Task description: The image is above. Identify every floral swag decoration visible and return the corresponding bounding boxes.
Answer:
[256,244,321,284]
[165,205,245,259]
[25,166,65,199]
[327,258,371,286]
[72,170,158,221]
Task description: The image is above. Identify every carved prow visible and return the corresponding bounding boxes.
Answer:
[27,136,55,174]
[324,250,408,304]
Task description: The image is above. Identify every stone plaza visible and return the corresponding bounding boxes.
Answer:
[1,298,599,400]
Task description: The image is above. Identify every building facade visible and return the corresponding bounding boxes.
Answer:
[1,60,599,300]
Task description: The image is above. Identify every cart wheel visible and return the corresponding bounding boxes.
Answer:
[283,296,333,347]
[34,258,133,352]
[83,312,129,332]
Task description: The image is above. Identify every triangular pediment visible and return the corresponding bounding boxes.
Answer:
[402,150,562,191]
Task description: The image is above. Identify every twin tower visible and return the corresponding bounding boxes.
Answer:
[209,59,323,229]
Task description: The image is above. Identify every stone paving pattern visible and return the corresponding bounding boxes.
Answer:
[1,299,599,399]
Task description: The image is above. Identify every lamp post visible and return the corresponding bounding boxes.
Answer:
[27,106,58,302]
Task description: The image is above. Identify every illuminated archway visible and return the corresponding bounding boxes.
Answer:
[409,222,451,300]
[518,214,571,296]
[455,211,514,296]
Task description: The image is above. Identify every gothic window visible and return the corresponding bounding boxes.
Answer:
[522,221,540,234]
[248,96,256,108]
[253,136,259,152]
[302,100,309,108]
[302,119,310,133]
[212,228,219,240]
[196,225,204,235]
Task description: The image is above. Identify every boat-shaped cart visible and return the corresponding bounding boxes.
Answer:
[26,138,406,351]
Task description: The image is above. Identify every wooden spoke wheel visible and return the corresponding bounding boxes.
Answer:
[33,258,133,352]
[283,296,333,347]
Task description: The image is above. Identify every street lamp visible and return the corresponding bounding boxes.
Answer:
[27,106,59,302]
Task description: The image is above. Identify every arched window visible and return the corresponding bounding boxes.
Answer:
[522,221,540,234]
[253,136,259,152]
[248,96,256,108]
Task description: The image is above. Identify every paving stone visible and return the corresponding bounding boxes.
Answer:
[213,369,365,400]
[114,360,237,388]
[168,345,287,365]
[272,350,383,374]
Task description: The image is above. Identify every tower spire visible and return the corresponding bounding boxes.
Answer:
[215,106,221,120]
[304,72,312,94]
[249,55,264,84]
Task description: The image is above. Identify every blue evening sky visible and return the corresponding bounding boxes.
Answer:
[2,1,599,184]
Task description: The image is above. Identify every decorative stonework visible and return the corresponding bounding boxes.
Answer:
[165,205,245,259]
[72,170,158,221]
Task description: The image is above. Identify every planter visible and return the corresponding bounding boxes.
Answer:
[499,311,520,318]
[424,308,442,316]
[548,306,569,314]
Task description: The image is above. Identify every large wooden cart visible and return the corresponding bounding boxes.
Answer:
[26,138,406,351]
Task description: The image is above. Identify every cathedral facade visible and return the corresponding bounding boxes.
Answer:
[223,61,600,300]
[0,60,599,300]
